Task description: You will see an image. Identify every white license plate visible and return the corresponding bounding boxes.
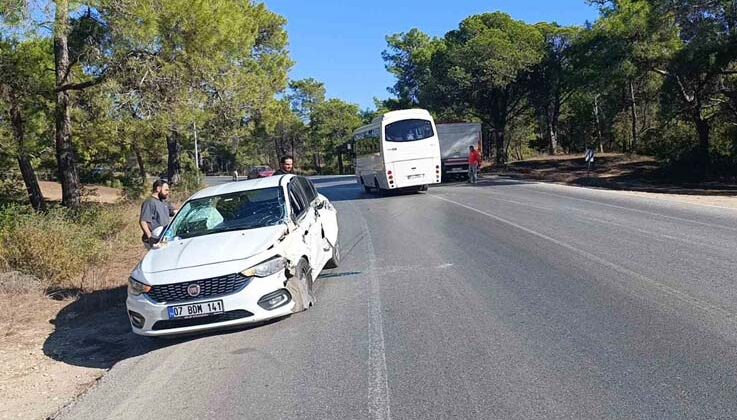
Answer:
[407,174,424,180]
[448,168,466,173]
[167,300,224,319]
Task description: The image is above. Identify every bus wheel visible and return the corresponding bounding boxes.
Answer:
[374,179,384,196]
[360,177,371,193]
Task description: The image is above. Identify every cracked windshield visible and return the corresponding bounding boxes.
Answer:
[1,0,736,419]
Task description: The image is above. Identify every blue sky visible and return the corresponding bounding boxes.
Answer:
[265,1,600,110]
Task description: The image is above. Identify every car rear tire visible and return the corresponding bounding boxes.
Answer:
[324,238,340,269]
[286,259,314,313]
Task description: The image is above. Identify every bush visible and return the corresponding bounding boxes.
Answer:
[0,204,130,289]
[73,204,128,241]
[0,178,26,205]
[121,174,146,201]
[171,171,205,203]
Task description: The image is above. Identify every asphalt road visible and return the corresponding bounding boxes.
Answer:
[60,175,737,419]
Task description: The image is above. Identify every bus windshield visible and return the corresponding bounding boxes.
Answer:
[385,119,434,142]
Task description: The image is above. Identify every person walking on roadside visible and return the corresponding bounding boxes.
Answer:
[140,179,175,249]
[274,155,295,175]
[468,145,482,184]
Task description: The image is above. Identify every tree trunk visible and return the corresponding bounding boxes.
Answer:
[547,114,559,155]
[694,116,710,176]
[8,93,46,211]
[494,128,506,165]
[593,94,604,153]
[628,79,639,153]
[54,0,81,209]
[314,150,322,175]
[132,142,146,180]
[167,130,182,184]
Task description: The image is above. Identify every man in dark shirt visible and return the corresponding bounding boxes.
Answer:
[274,155,294,175]
[140,179,175,248]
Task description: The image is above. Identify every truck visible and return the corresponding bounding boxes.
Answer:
[436,122,482,181]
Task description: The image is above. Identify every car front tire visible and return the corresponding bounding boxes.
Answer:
[324,238,340,269]
[286,259,314,313]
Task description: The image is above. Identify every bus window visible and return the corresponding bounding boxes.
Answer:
[385,119,434,142]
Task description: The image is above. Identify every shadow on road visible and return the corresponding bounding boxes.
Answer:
[492,155,737,196]
[42,287,285,370]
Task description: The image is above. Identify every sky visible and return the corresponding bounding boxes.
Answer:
[265,1,601,110]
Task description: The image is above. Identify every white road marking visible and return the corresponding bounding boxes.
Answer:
[529,188,737,232]
[455,189,730,256]
[431,194,733,318]
[360,213,392,420]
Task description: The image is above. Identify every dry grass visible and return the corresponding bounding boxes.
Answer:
[0,202,145,419]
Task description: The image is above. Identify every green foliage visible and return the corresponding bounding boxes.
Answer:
[0,204,129,287]
[381,1,737,178]
[309,99,362,173]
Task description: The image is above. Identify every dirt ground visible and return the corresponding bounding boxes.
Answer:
[39,181,122,204]
[0,204,145,419]
[492,153,737,209]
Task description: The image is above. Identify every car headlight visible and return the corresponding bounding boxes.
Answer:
[128,277,152,296]
[241,257,287,278]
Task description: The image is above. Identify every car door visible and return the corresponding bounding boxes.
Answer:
[288,178,321,268]
[298,177,327,268]
[303,177,338,253]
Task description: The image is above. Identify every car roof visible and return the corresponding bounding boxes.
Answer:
[189,175,293,200]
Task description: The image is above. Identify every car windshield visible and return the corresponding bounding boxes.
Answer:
[162,187,285,240]
[385,119,434,142]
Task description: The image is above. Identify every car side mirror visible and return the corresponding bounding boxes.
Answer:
[314,200,326,210]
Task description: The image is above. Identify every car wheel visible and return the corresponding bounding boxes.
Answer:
[324,238,340,269]
[286,259,314,313]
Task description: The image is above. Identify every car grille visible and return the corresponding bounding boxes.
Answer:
[152,310,254,331]
[146,273,251,304]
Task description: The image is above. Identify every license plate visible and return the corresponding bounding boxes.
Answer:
[167,300,224,319]
[448,168,466,173]
[408,174,424,179]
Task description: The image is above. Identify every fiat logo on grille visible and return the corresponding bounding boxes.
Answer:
[186,284,201,297]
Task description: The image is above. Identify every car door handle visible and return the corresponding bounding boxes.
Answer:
[388,147,397,151]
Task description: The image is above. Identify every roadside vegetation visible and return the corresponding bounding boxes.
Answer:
[380,0,737,181]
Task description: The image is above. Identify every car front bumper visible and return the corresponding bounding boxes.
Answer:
[126,272,294,336]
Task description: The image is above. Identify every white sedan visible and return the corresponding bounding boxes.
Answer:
[126,175,340,336]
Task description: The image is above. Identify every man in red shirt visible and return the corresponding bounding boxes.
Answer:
[468,145,481,184]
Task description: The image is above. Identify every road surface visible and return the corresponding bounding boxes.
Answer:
[60,175,737,419]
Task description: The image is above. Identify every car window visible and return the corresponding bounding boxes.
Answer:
[298,176,317,204]
[288,180,308,221]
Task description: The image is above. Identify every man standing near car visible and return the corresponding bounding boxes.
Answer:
[468,145,481,184]
[274,155,294,175]
[140,179,175,249]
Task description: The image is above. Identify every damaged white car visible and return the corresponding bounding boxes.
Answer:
[126,175,339,336]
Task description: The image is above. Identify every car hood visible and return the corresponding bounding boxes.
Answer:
[140,225,287,274]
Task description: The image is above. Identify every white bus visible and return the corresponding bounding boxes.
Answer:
[353,109,441,193]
